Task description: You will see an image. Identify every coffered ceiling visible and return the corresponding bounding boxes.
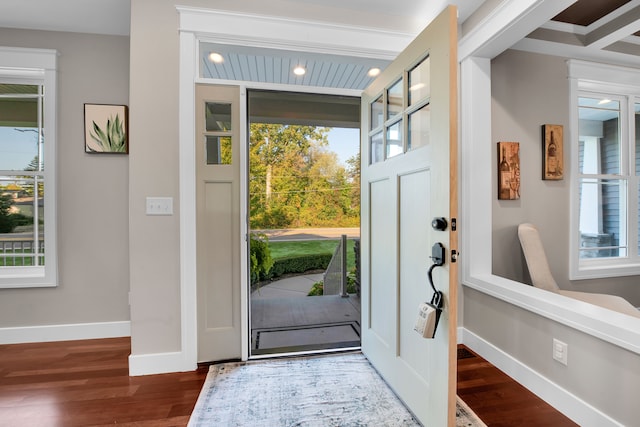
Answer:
[521,0,640,68]
[553,0,631,26]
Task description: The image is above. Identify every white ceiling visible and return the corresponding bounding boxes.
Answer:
[0,0,487,37]
[0,0,131,36]
[0,0,486,91]
[4,1,640,88]
[290,0,485,28]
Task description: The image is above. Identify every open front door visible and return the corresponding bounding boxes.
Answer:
[360,6,458,425]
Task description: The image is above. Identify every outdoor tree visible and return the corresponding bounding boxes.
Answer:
[20,155,44,197]
[0,194,15,233]
[345,151,361,220]
[249,123,360,229]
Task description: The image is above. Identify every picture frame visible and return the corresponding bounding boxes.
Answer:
[542,124,563,180]
[84,103,129,154]
[497,141,520,200]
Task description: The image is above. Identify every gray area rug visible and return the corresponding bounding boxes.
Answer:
[188,352,485,427]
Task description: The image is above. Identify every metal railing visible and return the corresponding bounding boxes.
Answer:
[323,234,348,297]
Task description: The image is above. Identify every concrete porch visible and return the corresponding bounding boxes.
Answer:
[250,273,361,355]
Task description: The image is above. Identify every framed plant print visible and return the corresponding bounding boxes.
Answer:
[497,141,520,200]
[542,124,563,180]
[84,103,129,154]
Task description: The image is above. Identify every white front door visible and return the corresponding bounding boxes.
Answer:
[360,7,458,426]
[195,84,242,362]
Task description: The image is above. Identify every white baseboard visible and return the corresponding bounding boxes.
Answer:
[128,351,196,376]
[0,320,130,345]
[459,327,622,427]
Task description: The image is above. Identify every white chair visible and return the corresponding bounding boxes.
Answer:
[518,223,640,318]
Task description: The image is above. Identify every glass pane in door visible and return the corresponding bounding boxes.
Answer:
[205,102,232,131]
[206,136,232,165]
[371,95,383,130]
[408,105,430,150]
[370,132,383,164]
[409,56,430,106]
[386,121,403,158]
[387,79,403,119]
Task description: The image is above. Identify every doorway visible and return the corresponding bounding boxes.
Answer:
[247,90,362,356]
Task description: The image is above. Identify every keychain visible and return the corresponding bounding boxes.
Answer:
[414,243,445,339]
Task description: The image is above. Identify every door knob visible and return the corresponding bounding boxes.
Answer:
[431,217,448,231]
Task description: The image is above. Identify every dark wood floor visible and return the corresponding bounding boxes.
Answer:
[0,337,208,426]
[457,346,577,427]
[0,337,577,426]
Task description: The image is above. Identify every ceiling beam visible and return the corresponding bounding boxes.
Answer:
[585,5,640,49]
[458,0,578,61]
[513,36,640,68]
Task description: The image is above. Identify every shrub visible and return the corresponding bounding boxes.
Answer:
[0,195,15,233]
[308,281,324,296]
[9,213,33,227]
[249,233,274,285]
[306,273,357,297]
[264,253,332,281]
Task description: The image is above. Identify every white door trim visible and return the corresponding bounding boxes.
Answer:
[177,8,412,369]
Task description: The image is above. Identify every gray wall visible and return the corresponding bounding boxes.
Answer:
[464,286,640,426]
[0,29,130,326]
[491,49,640,306]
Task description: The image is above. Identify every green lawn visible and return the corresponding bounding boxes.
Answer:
[0,252,38,267]
[269,239,357,271]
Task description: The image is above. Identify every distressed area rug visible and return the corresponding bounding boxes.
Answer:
[188,352,485,427]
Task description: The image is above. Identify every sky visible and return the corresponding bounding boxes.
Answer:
[0,127,39,171]
[326,127,360,166]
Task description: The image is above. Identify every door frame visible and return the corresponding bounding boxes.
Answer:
[177,8,412,366]
[175,0,574,371]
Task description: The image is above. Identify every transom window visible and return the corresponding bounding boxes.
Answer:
[0,47,57,288]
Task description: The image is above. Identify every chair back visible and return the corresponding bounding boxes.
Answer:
[517,223,560,292]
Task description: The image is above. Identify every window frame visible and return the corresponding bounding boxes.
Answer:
[0,47,57,288]
[569,60,640,279]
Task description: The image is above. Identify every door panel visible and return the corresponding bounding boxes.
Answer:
[399,169,431,380]
[360,6,457,426]
[196,84,242,362]
[369,178,395,348]
[203,182,234,328]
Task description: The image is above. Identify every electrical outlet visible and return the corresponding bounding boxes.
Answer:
[553,339,568,366]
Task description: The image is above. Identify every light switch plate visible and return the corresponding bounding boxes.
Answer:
[146,197,173,216]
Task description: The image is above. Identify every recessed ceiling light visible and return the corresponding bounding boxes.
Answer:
[368,67,381,77]
[208,52,224,63]
[293,65,306,76]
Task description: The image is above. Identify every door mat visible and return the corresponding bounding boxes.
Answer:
[253,321,360,353]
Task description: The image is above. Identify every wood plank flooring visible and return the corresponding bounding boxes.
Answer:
[457,346,578,427]
[0,338,576,426]
[0,337,208,426]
